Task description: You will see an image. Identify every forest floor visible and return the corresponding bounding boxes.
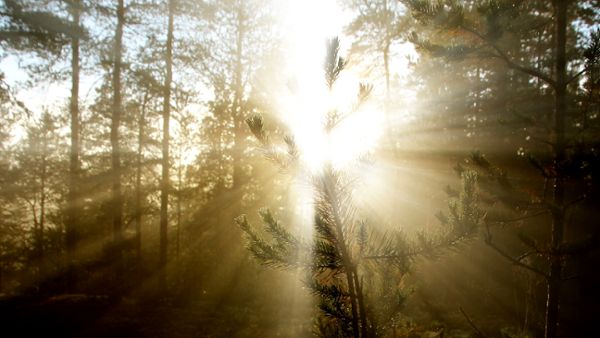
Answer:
[0,294,313,338]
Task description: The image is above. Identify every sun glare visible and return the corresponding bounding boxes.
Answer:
[279,0,384,172]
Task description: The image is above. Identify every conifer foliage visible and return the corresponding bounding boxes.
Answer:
[237,38,410,338]
[401,1,600,336]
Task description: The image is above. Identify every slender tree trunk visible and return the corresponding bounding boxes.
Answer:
[38,134,47,284]
[474,66,481,138]
[383,45,390,96]
[135,92,148,262]
[545,2,567,338]
[382,35,402,228]
[383,0,390,93]
[111,0,125,277]
[159,0,175,292]
[322,174,360,338]
[231,4,245,191]
[176,156,182,259]
[66,0,81,288]
[352,266,368,337]
[382,30,392,148]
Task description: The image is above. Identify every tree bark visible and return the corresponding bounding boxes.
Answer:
[545,1,567,338]
[111,0,125,276]
[383,46,390,96]
[66,0,81,287]
[321,174,361,338]
[135,92,148,262]
[352,266,368,337]
[176,156,181,258]
[38,129,47,284]
[159,0,175,292]
[231,4,245,190]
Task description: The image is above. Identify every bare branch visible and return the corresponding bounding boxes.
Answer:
[558,232,600,255]
[460,307,487,338]
[566,66,591,85]
[459,25,556,88]
[515,250,538,262]
[486,211,549,225]
[484,237,549,278]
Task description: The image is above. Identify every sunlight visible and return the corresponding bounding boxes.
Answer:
[279,0,384,172]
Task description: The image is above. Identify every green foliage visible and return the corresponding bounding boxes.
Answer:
[406,1,600,335]
[446,170,482,237]
[324,37,347,90]
[237,38,411,337]
[0,0,86,54]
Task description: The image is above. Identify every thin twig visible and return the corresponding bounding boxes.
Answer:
[459,306,487,338]
[515,250,538,262]
[566,66,589,85]
[459,24,556,87]
[486,211,549,225]
[362,237,465,260]
[485,238,549,278]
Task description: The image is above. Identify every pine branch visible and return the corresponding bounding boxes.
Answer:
[460,307,487,338]
[558,232,600,255]
[485,211,549,225]
[458,24,556,87]
[324,37,346,89]
[483,225,549,278]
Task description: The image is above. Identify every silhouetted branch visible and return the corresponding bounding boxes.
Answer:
[486,211,549,225]
[459,24,556,87]
[362,237,464,260]
[567,67,589,84]
[484,236,548,278]
[460,306,487,338]
[558,232,600,255]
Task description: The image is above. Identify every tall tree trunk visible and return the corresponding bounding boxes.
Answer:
[176,156,182,259]
[66,0,80,288]
[135,92,148,262]
[383,38,390,96]
[231,4,245,191]
[38,133,47,285]
[383,0,390,91]
[159,0,175,292]
[545,2,567,338]
[322,175,361,338]
[111,0,125,277]
[352,266,368,337]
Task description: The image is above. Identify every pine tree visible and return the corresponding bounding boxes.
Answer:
[66,0,83,289]
[110,0,125,283]
[159,0,175,294]
[237,38,411,338]
[341,0,408,95]
[0,0,84,55]
[401,1,600,336]
[15,112,63,291]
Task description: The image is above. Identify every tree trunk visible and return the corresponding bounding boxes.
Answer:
[66,0,80,288]
[135,92,148,262]
[383,44,390,96]
[352,266,368,337]
[545,1,567,338]
[231,5,245,190]
[111,0,125,278]
[38,132,47,285]
[322,175,361,338]
[176,156,182,258]
[159,0,175,292]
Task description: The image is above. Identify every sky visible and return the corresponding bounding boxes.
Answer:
[0,0,416,127]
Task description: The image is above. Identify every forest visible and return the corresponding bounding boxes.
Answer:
[0,0,598,337]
